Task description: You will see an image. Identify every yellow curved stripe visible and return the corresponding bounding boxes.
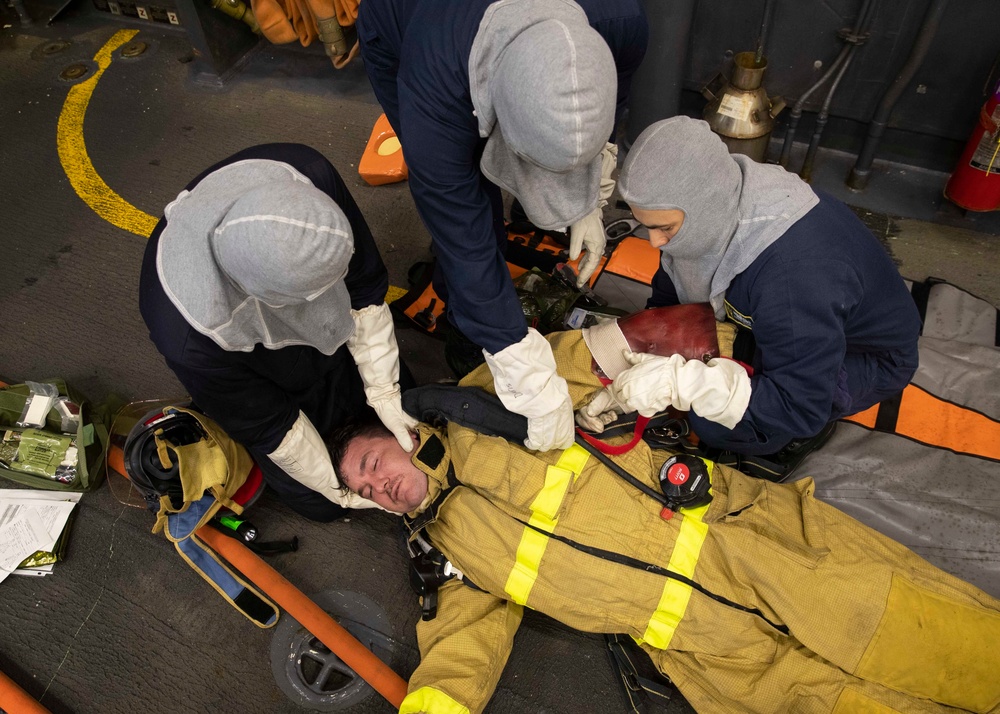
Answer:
[57,29,159,238]
[55,27,415,315]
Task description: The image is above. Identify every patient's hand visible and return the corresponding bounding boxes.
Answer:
[575,388,627,433]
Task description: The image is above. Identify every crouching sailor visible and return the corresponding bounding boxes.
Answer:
[139,143,416,519]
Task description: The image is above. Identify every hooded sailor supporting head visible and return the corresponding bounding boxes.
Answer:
[156,159,356,355]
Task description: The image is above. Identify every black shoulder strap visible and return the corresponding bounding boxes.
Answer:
[403,384,529,443]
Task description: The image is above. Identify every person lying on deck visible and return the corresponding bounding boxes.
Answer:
[325,306,1000,714]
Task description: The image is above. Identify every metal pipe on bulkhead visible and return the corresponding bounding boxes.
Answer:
[846,0,951,190]
[800,0,878,181]
[779,0,875,169]
[755,0,776,66]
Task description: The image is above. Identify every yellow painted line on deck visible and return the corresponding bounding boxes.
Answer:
[57,29,159,238]
[386,284,407,303]
[55,31,413,301]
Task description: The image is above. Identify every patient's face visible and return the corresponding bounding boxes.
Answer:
[339,432,428,513]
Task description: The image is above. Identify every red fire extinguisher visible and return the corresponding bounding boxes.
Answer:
[944,79,1000,211]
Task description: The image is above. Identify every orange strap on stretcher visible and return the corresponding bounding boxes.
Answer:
[0,669,51,714]
[394,261,528,335]
[390,224,660,334]
[843,383,1000,462]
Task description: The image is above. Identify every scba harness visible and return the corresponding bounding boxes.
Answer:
[400,437,483,622]
[398,385,715,622]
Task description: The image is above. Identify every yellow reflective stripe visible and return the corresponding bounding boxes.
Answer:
[641,477,712,650]
[642,515,709,649]
[400,686,470,714]
[505,527,550,604]
[530,465,573,524]
[505,444,590,605]
[554,441,591,475]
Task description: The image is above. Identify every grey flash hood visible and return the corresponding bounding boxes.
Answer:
[156,159,356,354]
[619,117,819,318]
[470,0,616,230]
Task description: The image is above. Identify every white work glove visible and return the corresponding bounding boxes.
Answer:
[568,142,618,288]
[569,208,605,289]
[346,302,419,452]
[484,328,575,452]
[574,388,625,433]
[268,411,383,510]
[577,353,751,430]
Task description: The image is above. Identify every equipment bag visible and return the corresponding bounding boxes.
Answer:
[124,405,280,627]
[0,378,109,492]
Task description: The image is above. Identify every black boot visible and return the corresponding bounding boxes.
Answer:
[713,421,838,483]
[444,325,486,380]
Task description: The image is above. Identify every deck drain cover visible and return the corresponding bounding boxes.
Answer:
[269,590,396,711]
[59,62,90,81]
[121,41,148,58]
[42,40,71,55]
[32,39,71,59]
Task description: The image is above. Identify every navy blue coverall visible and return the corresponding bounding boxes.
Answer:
[648,191,922,455]
[357,0,648,353]
[139,144,411,521]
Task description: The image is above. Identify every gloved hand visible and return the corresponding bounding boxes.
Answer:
[577,352,751,429]
[268,411,383,510]
[574,388,625,433]
[484,328,575,452]
[597,141,619,207]
[569,208,605,289]
[346,302,419,452]
[568,142,618,288]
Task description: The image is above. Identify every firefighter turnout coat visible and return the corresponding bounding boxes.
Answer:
[399,331,1000,714]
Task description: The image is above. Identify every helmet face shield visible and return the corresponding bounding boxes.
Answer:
[124,407,206,513]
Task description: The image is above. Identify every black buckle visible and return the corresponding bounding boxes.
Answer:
[407,542,454,621]
[642,418,690,449]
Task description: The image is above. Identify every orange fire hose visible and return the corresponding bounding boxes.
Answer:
[0,670,51,714]
[108,444,126,478]
[196,525,409,708]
